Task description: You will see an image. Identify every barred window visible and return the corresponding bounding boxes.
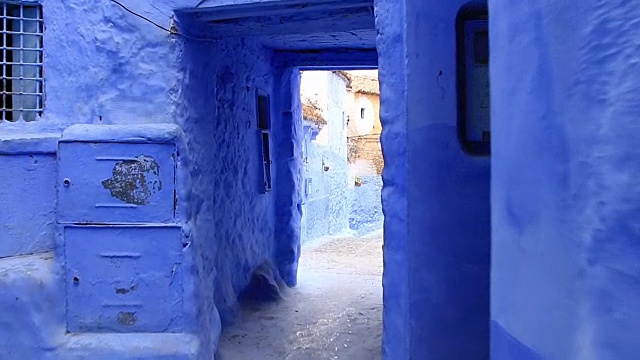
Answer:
[1,2,43,122]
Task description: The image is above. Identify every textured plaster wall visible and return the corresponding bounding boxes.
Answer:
[0,0,184,135]
[490,1,640,359]
[272,67,303,287]
[406,0,491,357]
[0,253,65,358]
[376,0,491,358]
[349,175,383,236]
[0,1,283,358]
[0,0,191,356]
[177,32,277,332]
[374,0,410,357]
[0,153,57,257]
[300,71,349,244]
[347,92,381,137]
[0,0,183,252]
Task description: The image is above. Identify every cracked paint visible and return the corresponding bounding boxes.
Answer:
[101,155,162,205]
[117,311,138,326]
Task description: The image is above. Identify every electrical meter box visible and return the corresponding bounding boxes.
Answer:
[65,225,183,333]
[57,124,188,334]
[457,5,490,155]
[57,141,176,224]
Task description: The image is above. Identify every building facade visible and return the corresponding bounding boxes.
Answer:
[0,0,638,359]
[344,71,384,235]
[299,70,349,243]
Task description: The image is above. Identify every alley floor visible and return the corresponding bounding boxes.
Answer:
[217,231,383,360]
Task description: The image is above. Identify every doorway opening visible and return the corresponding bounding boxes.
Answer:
[298,69,383,356]
[176,1,383,358]
[216,68,383,360]
[300,70,384,243]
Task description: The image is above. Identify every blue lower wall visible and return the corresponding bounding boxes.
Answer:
[301,197,331,242]
[0,152,57,258]
[491,322,545,360]
[0,254,64,359]
[349,175,383,235]
[301,135,349,243]
[491,0,640,359]
[377,0,491,358]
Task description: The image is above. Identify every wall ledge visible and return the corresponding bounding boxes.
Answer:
[0,133,60,154]
[60,124,184,144]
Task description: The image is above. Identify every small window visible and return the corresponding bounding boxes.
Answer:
[473,31,489,65]
[261,131,272,192]
[360,108,365,119]
[257,92,270,130]
[256,90,272,193]
[1,2,44,122]
[456,4,490,156]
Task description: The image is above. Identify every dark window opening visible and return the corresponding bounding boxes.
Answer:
[360,107,365,119]
[456,4,490,156]
[257,90,272,192]
[1,2,44,122]
[473,31,489,65]
[257,92,270,130]
[261,131,272,191]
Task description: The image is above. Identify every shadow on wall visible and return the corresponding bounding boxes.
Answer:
[175,15,282,358]
[349,175,383,235]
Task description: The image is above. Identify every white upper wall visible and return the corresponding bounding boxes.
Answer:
[347,70,378,78]
[300,71,348,152]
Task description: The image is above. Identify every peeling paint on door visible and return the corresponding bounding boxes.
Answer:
[101,155,162,205]
[117,311,138,326]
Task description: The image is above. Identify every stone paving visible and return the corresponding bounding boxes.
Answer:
[217,231,383,360]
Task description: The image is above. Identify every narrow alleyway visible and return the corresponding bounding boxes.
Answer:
[217,232,383,360]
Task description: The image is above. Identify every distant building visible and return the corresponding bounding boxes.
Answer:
[344,71,383,177]
[300,71,349,243]
[336,71,384,235]
[299,71,383,238]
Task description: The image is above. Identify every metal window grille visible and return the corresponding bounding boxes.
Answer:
[1,1,43,122]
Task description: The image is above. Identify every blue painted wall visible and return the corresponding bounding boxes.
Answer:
[10,0,640,359]
[0,151,57,257]
[490,1,640,359]
[349,175,383,235]
[300,71,350,244]
[272,66,303,287]
[374,0,410,356]
[176,30,278,332]
[376,0,491,358]
[0,1,282,358]
[405,0,491,355]
[1,0,187,356]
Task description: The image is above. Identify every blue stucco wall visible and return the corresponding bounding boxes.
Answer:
[490,1,640,359]
[374,0,410,357]
[377,0,491,358]
[176,29,278,332]
[272,66,303,287]
[349,175,383,236]
[301,127,335,243]
[375,0,411,359]
[1,0,188,356]
[0,253,65,359]
[300,71,349,244]
[0,0,184,134]
[0,1,285,358]
[0,150,57,258]
[300,137,349,243]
